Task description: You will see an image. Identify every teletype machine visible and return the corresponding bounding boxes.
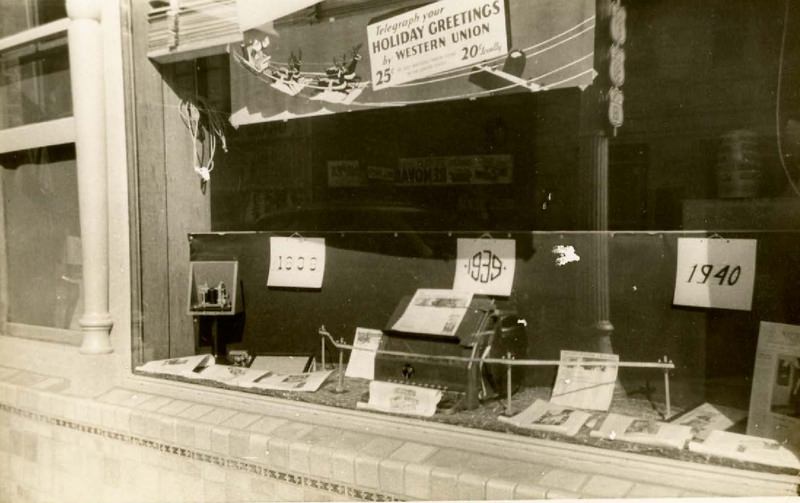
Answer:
[375,295,527,411]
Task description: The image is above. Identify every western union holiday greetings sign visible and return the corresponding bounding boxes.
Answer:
[367,0,508,90]
[231,0,596,126]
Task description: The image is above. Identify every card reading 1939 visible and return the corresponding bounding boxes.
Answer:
[672,237,757,311]
[267,236,326,289]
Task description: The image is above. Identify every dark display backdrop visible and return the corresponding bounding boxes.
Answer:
[189,231,800,388]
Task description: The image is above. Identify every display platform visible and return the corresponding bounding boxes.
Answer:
[133,367,796,477]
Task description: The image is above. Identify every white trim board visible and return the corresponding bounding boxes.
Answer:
[0,117,75,154]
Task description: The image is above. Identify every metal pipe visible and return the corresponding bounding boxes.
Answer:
[318,327,676,369]
[505,353,513,416]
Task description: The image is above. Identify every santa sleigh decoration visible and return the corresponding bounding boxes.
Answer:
[236,41,367,104]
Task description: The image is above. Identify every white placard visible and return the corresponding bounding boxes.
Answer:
[367,0,508,90]
[345,328,383,380]
[672,238,757,311]
[267,237,326,288]
[391,289,473,337]
[453,238,515,296]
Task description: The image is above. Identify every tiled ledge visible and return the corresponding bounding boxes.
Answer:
[2,367,798,500]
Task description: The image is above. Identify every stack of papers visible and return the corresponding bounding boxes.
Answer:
[147,0,240,57]
[498,399,591,437]
[688,430,800,470]
[590,413,694,450]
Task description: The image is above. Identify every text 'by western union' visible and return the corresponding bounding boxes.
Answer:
[367,0,508,90]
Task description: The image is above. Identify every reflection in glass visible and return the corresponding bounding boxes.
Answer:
[0,34,71,130]
[0,0,66,39]
[0,144,82,329]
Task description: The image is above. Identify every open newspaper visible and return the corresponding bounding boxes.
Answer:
[590,413,693,450]
[136,354,214,377]
[747,321,800,446]
[498,399,591,437]
[550,350,619,411]
[671,402,747,440]
[390,289,473,337]
[688,430,800,470]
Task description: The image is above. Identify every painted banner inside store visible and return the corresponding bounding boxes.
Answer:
[230,0,596,126]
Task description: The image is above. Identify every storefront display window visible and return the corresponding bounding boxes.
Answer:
[0,145,82,330]
[0,3,78,342]
[131,0,800,477]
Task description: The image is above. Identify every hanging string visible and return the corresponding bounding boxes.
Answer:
[179,97,228,188]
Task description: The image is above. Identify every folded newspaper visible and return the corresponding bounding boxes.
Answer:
[590,413,694,450]
[671,402,747,440]
[357,381,442,417]
[136,354,214,376]
[688,430,800,470]
[498,399,591,437]
[196,364,271,386]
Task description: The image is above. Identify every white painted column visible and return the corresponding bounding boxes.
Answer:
[67,0,113,354]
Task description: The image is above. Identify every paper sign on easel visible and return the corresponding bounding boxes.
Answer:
[672,237,756,311]
[345,328,383,380]
[267,236,326,288]
[453,238,515,296]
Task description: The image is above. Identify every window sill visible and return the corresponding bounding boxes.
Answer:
[5,322,81,347]
[121,371,799,499]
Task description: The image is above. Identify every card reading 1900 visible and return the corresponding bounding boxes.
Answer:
[267,236,326,289]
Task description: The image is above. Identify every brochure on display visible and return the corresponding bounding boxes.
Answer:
[250,355,312,375]
[357,381,442,417]
[242,369,334,392]
[747,321,800,446]
[498,399,591,437]
[688,430,800,470]
[390,289,473,337]
[136,354,214,376]
[550,350,619,411]
[671,402,747,440]
[345,327,383,380]
[590,413,694,450]
[196,364,271,386]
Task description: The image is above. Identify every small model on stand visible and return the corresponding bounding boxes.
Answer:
[193,281,232,312]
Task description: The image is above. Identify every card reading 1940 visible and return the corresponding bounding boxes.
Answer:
[672,237,757,311]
